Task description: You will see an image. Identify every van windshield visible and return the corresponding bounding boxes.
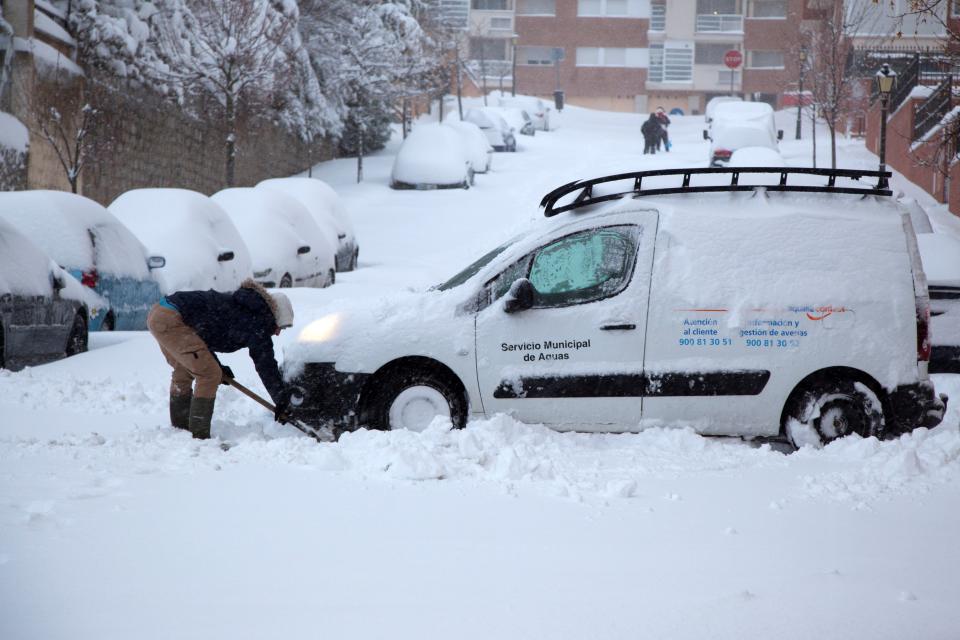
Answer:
[436,235,520,291]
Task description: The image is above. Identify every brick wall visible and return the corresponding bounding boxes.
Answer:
[79,88,335,206]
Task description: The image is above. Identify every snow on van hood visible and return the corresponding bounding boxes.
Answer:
[284,287,470,375]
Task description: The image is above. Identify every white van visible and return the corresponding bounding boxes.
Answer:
[284,168,947,447]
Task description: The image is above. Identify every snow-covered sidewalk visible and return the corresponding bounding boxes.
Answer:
[2,105,959,640]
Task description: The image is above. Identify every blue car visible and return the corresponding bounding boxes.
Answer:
[0,191,165,331]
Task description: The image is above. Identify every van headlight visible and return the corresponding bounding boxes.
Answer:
[298,313,342,343]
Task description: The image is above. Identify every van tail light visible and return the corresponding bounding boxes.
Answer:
[81,269,99,288]
[917,301,932,361]
[714,148,733,159]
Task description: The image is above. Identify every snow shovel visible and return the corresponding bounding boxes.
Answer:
[224,377,328,442]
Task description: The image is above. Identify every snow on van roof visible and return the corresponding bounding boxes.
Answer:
[0,190,149,278]
[713,101,774,120]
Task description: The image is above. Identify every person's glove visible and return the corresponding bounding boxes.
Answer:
[274,388,292,424]
[220,365,235,385]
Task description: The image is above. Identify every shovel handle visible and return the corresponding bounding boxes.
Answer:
[225,377,325,442]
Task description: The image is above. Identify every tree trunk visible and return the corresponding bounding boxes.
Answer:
[456,59,463,120]
[810,106,816,167]
[356,121,364,184]
[828,122,837,169]
[225,94,236,187]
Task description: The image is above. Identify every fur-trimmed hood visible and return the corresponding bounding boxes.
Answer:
[239,278,279,323]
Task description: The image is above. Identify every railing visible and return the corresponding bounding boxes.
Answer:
[695,14,743,33]
[913,76,953,141]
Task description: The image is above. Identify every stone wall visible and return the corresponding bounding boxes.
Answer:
[80,86,335,206]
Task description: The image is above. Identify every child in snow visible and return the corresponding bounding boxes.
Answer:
[641,113,662,155]
[147,279,295,439]
[655,107,671,152]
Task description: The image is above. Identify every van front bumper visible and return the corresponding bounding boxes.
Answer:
[887,380,948,434]
[286,362,369,429]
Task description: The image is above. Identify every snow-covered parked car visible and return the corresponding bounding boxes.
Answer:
[704,96,742,124]
[0,219,101,370]
[486,106,536,137]
[284,167,946,446]
[704,101,783,166]
[109,189,252,295]
[463,108,516,152]
[0,190,163,331]
[257,177,359,272]
[495,93,553,131]
[212,187,335,289]
[445,119,493,177]
[917,232,960,374]
[390,124,471,190]
[729,146,786,168]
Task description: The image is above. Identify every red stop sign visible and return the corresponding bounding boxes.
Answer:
[724,50,743,69]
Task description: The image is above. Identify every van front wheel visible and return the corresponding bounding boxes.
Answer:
[783,376,884,448]
[367,369,467,432]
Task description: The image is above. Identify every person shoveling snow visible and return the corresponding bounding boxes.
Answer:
[146,279,295,439]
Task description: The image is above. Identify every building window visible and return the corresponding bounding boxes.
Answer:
[650,1,666,30]
[649,42,693,82]
[750,0,787,17]
[489,16,513,29]
[577,0,646,17]
[576,47,647,67]
[697,0,738,14]
[695,43,738,64]
[471,0,511,9]
[748,50,785,68]
[717,70,740,85]
[953,0,960,16]
[517,0,556,15]
[518,45,557,65]
[470,37,509,61]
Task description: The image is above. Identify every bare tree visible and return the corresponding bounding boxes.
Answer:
[154,0,297,186]
[24,74,100,194]
[804,2,872,168]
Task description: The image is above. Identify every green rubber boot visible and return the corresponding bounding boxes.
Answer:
[188,396,215,440]
[169,393,193,431]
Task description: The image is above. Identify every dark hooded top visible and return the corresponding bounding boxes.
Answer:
[641,113,663,140]
[167,279,285,402]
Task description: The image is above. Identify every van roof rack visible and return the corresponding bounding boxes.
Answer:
[539,167,893,217]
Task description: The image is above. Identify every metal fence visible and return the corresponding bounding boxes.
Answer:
[913,76,953,141]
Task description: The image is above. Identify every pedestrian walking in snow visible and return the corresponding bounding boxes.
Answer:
[641,113,662,155]
[655,107,671,152]
[147,279,295,439]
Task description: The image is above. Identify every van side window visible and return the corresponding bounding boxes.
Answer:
[487,225,639,309]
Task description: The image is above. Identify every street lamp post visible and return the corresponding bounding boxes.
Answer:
[876,63,897,190]
[795,47,807,140]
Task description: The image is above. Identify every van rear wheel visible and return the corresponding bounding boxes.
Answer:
[783,375,884,447]
[366,369,467,432]
[65,313,88,357]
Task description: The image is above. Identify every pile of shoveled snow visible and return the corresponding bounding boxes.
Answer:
[2,367,958,506]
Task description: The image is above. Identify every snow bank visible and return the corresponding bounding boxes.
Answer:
[14,36,83,76]
[0,112,29,151]
[33,8,76,47]
[0,190,150,279]
[391,124,469,188]
[109,189,252,294]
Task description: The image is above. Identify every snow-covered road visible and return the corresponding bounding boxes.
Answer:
[2,105,959,640]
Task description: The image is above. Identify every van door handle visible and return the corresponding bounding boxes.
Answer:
[600,323,636,331]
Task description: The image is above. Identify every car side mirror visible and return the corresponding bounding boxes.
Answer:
[702,130,709,141]
[777,129,784,140]
[147,256,166,269]
[217,251,235,262]
[503,278,535,314]
[297,245,311,255]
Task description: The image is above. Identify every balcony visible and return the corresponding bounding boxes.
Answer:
[695,14,743,33]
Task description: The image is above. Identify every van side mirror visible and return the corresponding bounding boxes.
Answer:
[777,129,784,140]
[217,251,235,262]
[147,256,166,269]
[504,278,535,314]
[297,245,311,255]
[702,130,709,141]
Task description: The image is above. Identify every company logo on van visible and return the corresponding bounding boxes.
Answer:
[787,305,851,321]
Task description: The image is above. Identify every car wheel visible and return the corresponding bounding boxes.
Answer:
[782,374,884,448]
[0,321,5,370]
[326,269,335,287]
[280,273,293,288]
[350,248,359,271]
[65,312,88,357]
[367,369,467,432]
[102,312,115,331]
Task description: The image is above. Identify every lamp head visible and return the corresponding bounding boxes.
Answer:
[876,63,897,95]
